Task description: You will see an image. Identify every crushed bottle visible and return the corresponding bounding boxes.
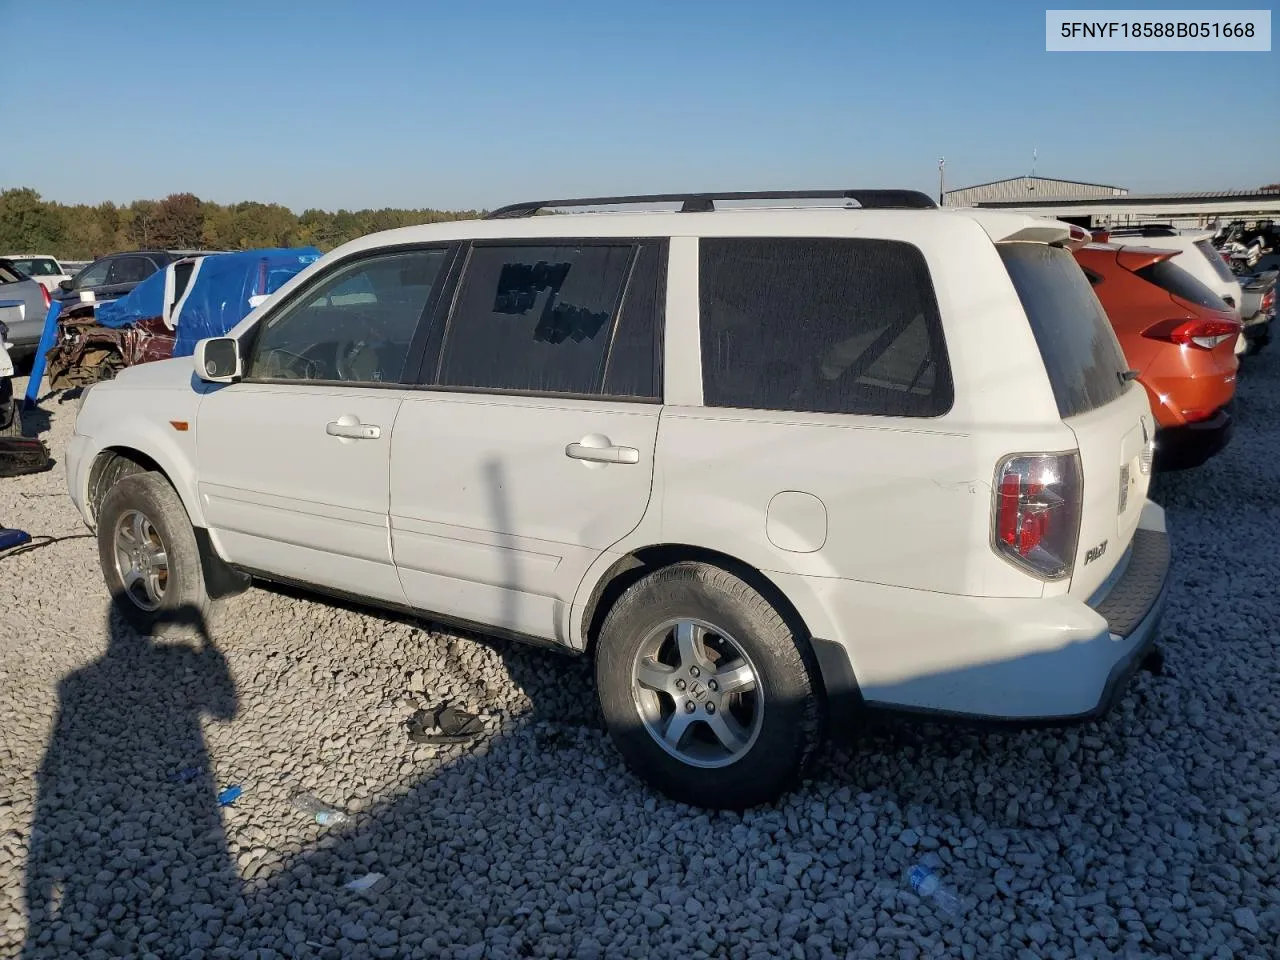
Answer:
[907,864,965,918]
[292,791,350,826]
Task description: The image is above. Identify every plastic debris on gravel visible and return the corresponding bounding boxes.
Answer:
[1,355,1278,959]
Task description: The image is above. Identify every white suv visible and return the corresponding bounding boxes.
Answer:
[65,190,1171,809]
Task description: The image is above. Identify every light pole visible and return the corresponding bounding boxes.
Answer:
[938,158,946,207]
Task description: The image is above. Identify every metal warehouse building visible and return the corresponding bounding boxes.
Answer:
[943,176,1128,207]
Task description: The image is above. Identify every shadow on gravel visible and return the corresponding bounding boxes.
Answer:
[21,605,240,959]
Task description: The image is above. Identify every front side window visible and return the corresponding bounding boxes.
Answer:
[74,259,112,288]
[436,243,638,396]
[699,237,953,417]
[248,248,448,383]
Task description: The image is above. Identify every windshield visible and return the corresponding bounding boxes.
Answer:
[999,243,1128,419]
[7,257,62,276]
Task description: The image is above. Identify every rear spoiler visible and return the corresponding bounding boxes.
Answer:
[1065,224,1092,252]
[1114,246,1180,273]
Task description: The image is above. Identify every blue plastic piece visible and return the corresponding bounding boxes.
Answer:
[23,300,61,409]
[26,248,321,408]
[171,248,320,358]
[0,528,32,551]
[217,785,242,806]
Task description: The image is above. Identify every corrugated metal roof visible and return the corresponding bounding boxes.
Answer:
[944,177,1128,207]
[948,175,1125,193]
[973,188,1280,209]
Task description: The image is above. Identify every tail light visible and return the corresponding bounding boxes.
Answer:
[992,453,1082,581]
[40,283,51,310]
[1142,317,1241,350]
[1263,289,1276,316]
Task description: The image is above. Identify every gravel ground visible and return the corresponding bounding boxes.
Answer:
[1,350,1278,960]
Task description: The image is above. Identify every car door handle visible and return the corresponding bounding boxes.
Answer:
[326,420,381,440]
[565,441,639,464]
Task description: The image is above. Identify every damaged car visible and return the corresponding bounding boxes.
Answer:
[0,319,52,476]
[44,247,321,391]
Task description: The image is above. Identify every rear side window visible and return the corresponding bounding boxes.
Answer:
[1135,258,1230,312]
[698,237,952,417]
[107,256,155,284]
[998,243,1127,419]
[438,242,660,398]
[1194,238,1237,284]
[0,263,22,284]
[172,261,196,304]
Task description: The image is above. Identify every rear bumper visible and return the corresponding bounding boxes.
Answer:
[1154,401,1234,471]
[799,502,1171,731]
[1242,316,1271,351]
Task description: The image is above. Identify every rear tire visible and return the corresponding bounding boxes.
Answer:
[595,561,825,809]
[97,472,215,637]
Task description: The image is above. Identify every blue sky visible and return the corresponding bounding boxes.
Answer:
[4,1,1277,211]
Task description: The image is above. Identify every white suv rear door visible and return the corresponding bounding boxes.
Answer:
[389,240,665,643]
[997,242,1154,600]
[195,247,454,606]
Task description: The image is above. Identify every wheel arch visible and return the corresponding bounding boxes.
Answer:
[580,544,808,652]
[88,446,172,524]
[576,543,862,726]
[87,443,247,599]
[81,427,204,530]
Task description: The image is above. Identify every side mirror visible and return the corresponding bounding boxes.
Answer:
[194,337,242,383]
[58,279,74,292]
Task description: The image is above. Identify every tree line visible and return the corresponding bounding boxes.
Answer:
[0,187,483,261]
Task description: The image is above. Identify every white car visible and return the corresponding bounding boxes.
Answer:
[65,190,1171,809]
[1,254,72,293]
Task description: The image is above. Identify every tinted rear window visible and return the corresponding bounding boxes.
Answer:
[1193,238,1238,284]
[699,237,952,417]
[1135,258,1230,312]
[998,243,1128,419]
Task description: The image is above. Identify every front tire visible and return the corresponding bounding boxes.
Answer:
[595,561,825,809]
[97,472,214,635]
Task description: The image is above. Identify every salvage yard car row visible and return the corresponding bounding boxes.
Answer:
[4,188,1275,807]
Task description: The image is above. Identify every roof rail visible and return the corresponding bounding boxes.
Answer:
[483,189,938,219]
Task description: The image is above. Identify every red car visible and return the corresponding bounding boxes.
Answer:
[1073,241,1240,470]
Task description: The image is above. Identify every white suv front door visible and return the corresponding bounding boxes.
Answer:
[196,247,454,605]
[389,240,666,643]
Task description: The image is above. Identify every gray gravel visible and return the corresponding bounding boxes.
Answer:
[2,351,1279,960]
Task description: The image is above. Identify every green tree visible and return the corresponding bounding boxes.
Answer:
[0,187,66,253]
[149,192,205,248]
[0,186,484,258]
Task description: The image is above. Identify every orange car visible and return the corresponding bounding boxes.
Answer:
[1073,242,1240,470]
